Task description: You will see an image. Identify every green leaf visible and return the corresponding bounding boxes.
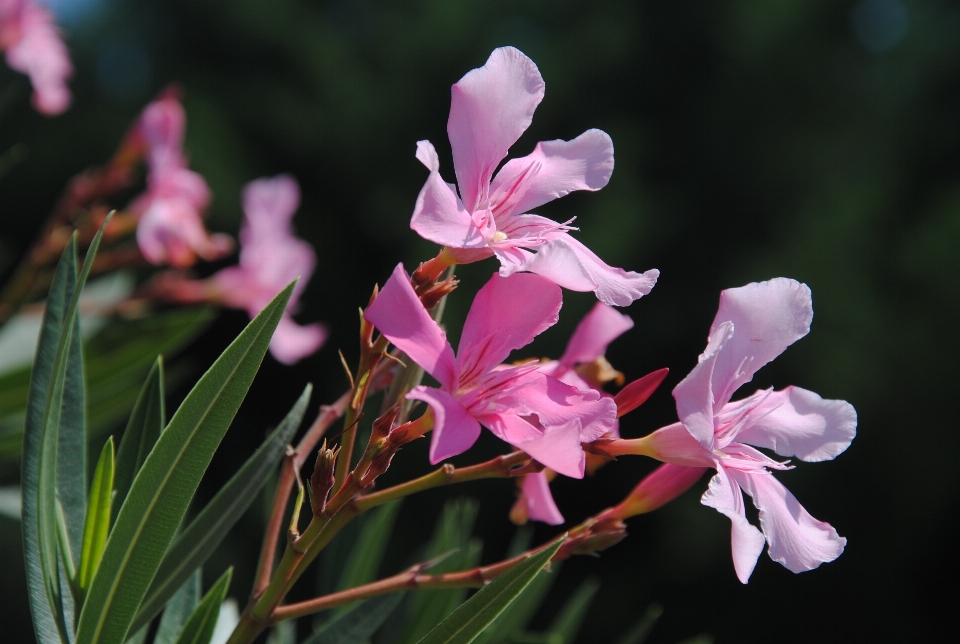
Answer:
[132,384,311,633]
[155,571,202,644]
[401,499,481,643]
[77,437,114,598]
[173,568,233,644]
[335,500,401,597]
[303,593,404,644]
[113,358,165,525]
[546,577,599,644]
[23,225,105,644]
[612,604,662,644]
[471,565,559,644]
[416,536,566,644]
[75,282,294,644]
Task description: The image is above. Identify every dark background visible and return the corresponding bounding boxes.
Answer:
[2,0,958,641]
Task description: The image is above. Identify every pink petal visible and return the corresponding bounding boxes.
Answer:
[627,463,707,515]
[4,4,72,116]
[448,47,544,212]
[614,368,669,418]
[242,175,301,239]
[456,272,561,384]
[506,375,616,443]
[672,321,735,450]
[268,316,327,365]
[407,386,482,463]
[559,302,633,366]
[731,468,846,575]
[489,129,614,217]
[521,233,659,306]
[481,411,544,445]
[136,198,228,268]
[411,165,486,249]
[733,387,857,462]
[641,421,716,468]
[363,264,458,391]
[515,420,585,479]
[521,472,564,525]
[139,95,186,155]
[709,278,813,409]
[701,467,766,584]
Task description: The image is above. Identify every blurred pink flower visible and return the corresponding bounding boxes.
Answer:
[411,47,658,306]
[637,278,857,582]
[129,93,232,267]
[210,175,326,364]
[0,0,72,115]
[364,265,616,476]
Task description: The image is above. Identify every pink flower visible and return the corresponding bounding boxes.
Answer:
[411,47,659,307]
[515,303,634,524]
[210,175,327,364]
[364,264,616,477]
[129,93,232,267]
[634,278,856,582]
[0,0,72,115]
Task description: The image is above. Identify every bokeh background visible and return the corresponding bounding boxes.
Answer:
[2,0,958,641]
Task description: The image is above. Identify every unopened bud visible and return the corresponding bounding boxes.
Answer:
[614,464,707,519]
[614,368,669,417]
[572,518,628,555]
[371,403,403,444]
[419,276,459,310]
[309,440,339,515]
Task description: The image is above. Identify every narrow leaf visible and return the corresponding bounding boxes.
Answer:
[75,282,294,644]
[613,604,662,644]
[77,437,115,596]
[416,536,566,644]
[546,577,599,644]
[303,593,404,644]
[132,385,311,633]
[335,500,401,595]
[471,565,559,644]
[155,570,202,644]
[173,568,233,644]
[113,358,165,525]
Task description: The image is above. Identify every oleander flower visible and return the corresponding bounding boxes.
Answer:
[0,0,72,115]
[411,47,658,306]
[364,264,616,477]
[620,278,857,582]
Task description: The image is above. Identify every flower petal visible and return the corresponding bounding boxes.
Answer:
[407,386,482,464]
[521,234,659,306]
[241,175,301,240]
[268,316,327,365]
[411,169,486,249]
[733,387,857,462]
[507,375,617,443]
[672,321,735,450]
[701,467,766,584]
[516,420,586,479]
[560,302,634,366]
[490,129,614,217]
[731,468,846,575]
[709,278,813,408]
[456,272,561,383]
[448,47,544,212]
[521,472,564,525]
[364,264,458,391]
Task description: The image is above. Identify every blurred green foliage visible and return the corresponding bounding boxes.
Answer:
[2,0,958,641]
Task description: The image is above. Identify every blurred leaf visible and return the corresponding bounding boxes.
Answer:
[22,228,101,644]
[172,568,232,644]
[155,571,202,644]
[77,437,114,598]
[113,358,165,526]
[303,593,404,644]
[401,499,481,643]
[472,565,559,644]
[75,283,293,644]
[334,500,401,605]
[613,604,662,644]
[545,577,599,644]
[416,536,566,644]
[125,626,148,644]
[266,621,296,644]
[132,384,311,633]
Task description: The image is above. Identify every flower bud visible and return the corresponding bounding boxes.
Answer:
[571,518,628,555]
[309,440,339,515]
[418,276,459,310]
[613,464,707,519]
[614,368,669,417]
[370,403,403,444]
